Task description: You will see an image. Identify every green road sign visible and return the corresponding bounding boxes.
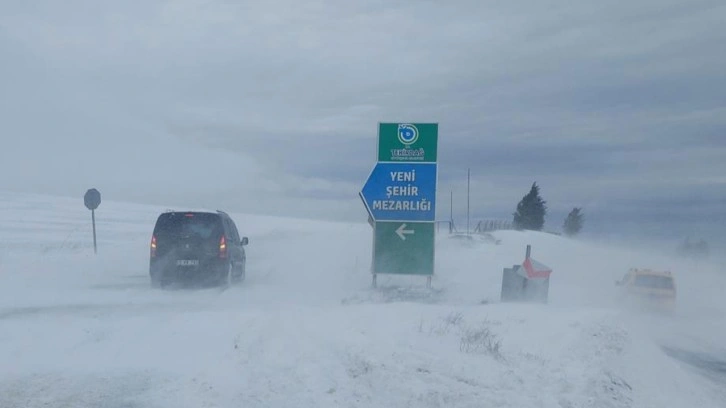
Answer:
[373,221,435,276]
[378,123,438,163]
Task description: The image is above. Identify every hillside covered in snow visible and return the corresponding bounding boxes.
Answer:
[1,191,724,407]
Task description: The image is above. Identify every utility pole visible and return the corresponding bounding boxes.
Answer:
[450,190,453,233]
[467,168,470,235]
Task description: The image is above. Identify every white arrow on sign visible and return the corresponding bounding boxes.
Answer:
[396,223,415,240]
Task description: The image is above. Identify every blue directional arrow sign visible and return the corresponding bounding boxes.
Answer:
[359,162,437,222]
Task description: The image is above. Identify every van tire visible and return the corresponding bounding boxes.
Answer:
[220,263,232,288]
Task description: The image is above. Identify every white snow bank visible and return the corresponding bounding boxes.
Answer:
[0,191,724,407]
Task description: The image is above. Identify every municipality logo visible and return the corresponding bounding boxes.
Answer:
[397,124,419,146]
[391,123,425,161]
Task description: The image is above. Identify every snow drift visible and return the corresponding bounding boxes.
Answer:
[0,191,724,407]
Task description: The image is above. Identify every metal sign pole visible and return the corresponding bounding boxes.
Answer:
[84,188,101,255]
[92,209,97,254]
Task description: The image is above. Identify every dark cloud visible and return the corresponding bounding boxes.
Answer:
[1,0,725,243]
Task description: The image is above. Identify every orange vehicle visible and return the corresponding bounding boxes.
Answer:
[615,268,676,314]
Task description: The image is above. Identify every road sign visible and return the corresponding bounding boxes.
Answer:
[359,162,437,222]
[373,221,435,276]
[361,122,439,284]
[378,123,438,163]
[83,188,101,254]
[84,188,101,210]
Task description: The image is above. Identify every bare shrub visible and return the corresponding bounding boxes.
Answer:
[459,325,502,359]
[443,312,464,327]
[430,312,465,335]
[520,351,548,366]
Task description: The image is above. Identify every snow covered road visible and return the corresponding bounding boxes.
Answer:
[1,192,725,407]
[662,347,726,384]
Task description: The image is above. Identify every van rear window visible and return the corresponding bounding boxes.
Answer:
[634,275,674,289]
[153,213,223,240]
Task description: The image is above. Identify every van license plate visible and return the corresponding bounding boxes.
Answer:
[177,260,199,266]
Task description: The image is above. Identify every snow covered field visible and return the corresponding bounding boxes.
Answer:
[1,191,725,407]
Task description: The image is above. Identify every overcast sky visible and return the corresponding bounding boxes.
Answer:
[1,0,725,244]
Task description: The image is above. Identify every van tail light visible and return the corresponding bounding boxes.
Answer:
[219,236,227,258]
[150,235,157,257]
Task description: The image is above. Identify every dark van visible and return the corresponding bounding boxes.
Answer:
[149,210,248,288]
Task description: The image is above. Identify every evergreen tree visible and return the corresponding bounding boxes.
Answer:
[512,182,547,231]
[563,207,584,237]
[677,237,710,259]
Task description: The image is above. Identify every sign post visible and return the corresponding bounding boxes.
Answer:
[84,188,101,254]
[360,123,438,287]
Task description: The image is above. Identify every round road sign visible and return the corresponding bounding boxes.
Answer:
[84,188,101,210]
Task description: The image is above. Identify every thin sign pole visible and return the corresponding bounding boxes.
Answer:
[92,209,97,255]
